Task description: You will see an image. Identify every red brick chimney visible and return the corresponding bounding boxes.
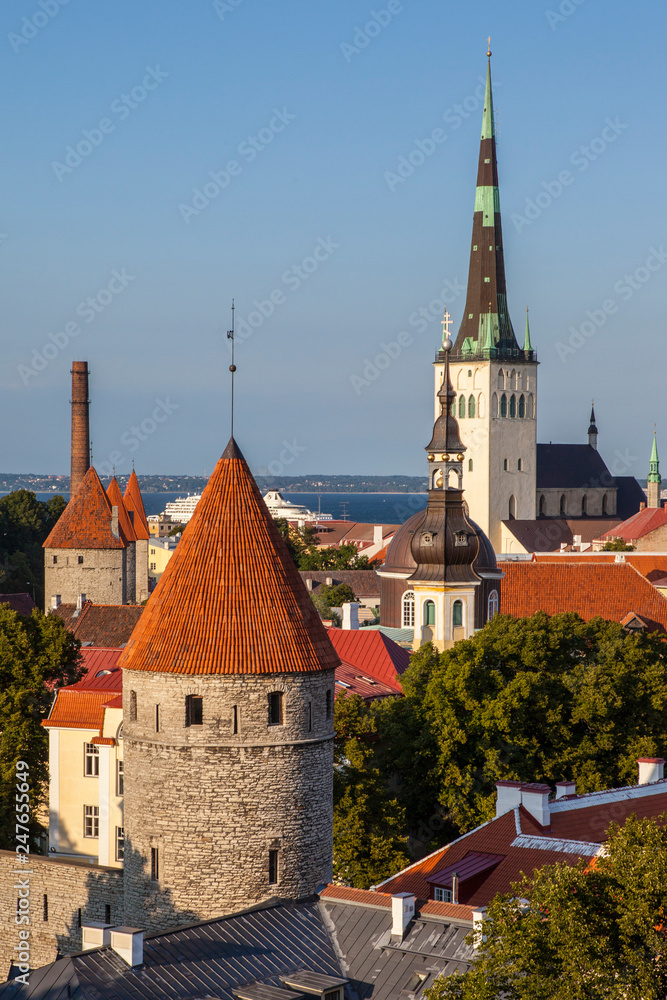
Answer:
[70,361,90,496]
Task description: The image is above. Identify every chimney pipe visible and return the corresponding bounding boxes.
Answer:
[70,361,90,496]
[555,780,576,800]
[451,873,459,905]
[391,893,415,939]
[110,927,143,967]
[638,758,665,785]
[341,602,360,630]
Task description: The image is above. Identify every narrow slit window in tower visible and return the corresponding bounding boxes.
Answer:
[269,850,279,885]
[185,695,203,727]
[150,847,159,881]
[269,692,283,726]
[326,689,332,719]
[518,394,525,418]
[509,395,516,418]
[233,705,238,734]
[501,394,507,418]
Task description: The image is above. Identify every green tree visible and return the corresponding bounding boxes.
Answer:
[376,614,667,837]
[274,518,319,565]
[0,490,66,607]
[0,605,82,850]
[427,814,667,1000]
[603,538,635,551]
[319,583,356,607]
[299,541,373,571]
[334,692,410,888]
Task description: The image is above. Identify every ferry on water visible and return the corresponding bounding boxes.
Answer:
[162,489,332,525]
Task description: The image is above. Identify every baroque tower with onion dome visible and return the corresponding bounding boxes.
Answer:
[378,330,502,649]
[119,437,339,932]
[435,49,538,550]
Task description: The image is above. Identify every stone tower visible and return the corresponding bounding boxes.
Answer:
[647,433,662,509]
[124,469,151,602]
[70,361,90,496]
[119,438,339,933]
[433,51,537,550]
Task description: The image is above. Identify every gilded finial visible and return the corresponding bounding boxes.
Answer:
[487,35,492,57]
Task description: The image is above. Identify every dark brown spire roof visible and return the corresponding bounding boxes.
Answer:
[119,438,340,676]
[43,466,126,550]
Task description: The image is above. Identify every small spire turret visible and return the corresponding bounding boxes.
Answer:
[647,431,662,508]
[588,402,598,450]
[524,307,533,353]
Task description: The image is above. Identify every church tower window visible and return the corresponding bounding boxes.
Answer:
[509,395,516,418]
[452,600,463,628]
[509,495,516,519]
[401,591,415,628]
[459,395,466,418]
[539,495,546,516]
[602,493,609,515]
[424,601,436,627]
[500,394,507,417]
[498,370,504,390]
[582,495,588,516]
[560,494,567,515]
[518,394,525,418]
[503,459,508,471]
[468,459,473,472]
[468,395,475,418]
[488,590,499,620]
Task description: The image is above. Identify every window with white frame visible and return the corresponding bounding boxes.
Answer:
[488,590,499,621]
[401,591,415,628]
[84,806,99,838]
[84,743,99,777]
[116,759,124,796]
[434,887,453,902]
[115,826,125,861]
[452,600,464,629]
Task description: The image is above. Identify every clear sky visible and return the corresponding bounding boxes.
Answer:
[2,0,665,481]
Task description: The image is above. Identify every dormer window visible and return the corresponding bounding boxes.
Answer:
[454,531,468,547]
[421,532,436,546]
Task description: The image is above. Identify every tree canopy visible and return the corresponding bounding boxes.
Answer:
[0,604,82,849]
[427,814,667,1000]
[0,490,66,607]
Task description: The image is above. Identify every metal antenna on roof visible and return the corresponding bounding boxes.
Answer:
[227,300,236,439]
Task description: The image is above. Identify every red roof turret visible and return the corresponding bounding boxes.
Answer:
[43,466,126,550]
[123,470,150,540]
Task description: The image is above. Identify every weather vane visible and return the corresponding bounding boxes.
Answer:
[227,300,236,438]
[487,35,492,57]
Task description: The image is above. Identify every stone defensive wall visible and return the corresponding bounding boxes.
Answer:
[0,850,123,977]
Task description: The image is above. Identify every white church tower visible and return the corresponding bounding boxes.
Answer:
[433,48,537,551]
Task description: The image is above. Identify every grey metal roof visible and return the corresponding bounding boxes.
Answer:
[0,901,343,1000]
[319,900,473,1000]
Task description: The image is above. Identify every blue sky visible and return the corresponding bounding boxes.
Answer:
[2,0,664,480]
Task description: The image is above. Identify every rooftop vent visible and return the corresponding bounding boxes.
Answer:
[281,970,349,1000]
[391,892,415,940]
[110,926,143,967]
[638,757,665,785]
[341,602,360,630]
[555,780,576,799]
[81,922,112,951]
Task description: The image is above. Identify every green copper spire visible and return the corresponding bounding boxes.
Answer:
[648,432,660,482]
[481,45,494,140]
[524,307,533,352]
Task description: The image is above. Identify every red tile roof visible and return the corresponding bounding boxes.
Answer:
[419,900,475,921]
[550,785,667,842]
[377,808,584,907]
[335,662,402,702]
[326,628,409,689]
[320,885,392,907]
[601,506,667,541]
[123,470,150,541]
[72,647,123,691]
[106,477,136,543]
[53,603,144,647]
[42,689,117,732]
[502,562,667,632]
[119,439,340,676]
[532,552,667,581]
[43,466,126,550]
[0,593,35,616]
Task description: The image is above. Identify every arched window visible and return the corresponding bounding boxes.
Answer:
[582,495,588,516]
[509,495,516,520]
[527,394,534,419]
[518,458,523,471]
[401,591,415,628]
[509,395,516,418]
[468,394,475,418]
[459,395,466,418]
[518,394,525,418]
[452,600,463,629]
[500,394,507,418]
[560,494,567,516]
[478,393,485,418]
[510,369,516,390]
[498,369,505,390]
[424,601,436,626]
[468,458,473,472]
[539,494,546,516]
[602,493,609,515]
[492,392,498,417]
[488,590,499,620]
[503,458,508,471]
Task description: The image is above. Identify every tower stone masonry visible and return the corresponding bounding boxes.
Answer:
[119,437,339,932]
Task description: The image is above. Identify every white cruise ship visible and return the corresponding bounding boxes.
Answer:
[262,490,332,525]
[163,494,202,523]
[162,489,332,526]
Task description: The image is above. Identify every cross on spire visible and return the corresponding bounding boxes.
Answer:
[441,310,453,344]
[227,300,236,438]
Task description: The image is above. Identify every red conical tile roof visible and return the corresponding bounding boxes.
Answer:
[123,470,150,540]
[106,477,136,543]
[119,439,340,676]
[43,466,126,550]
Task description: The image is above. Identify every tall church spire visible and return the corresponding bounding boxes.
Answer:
[647,432,662,508]
[588,403,598,450]
[451,51,522,360]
